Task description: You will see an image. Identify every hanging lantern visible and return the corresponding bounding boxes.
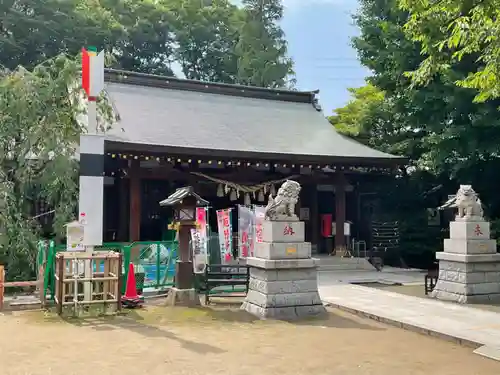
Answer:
[217,184,224,197]
[258,190,265,202]
[224,184,230,194]
[252,191,256,200]
[229,189,237,201]
[236,189,240,199]
[270,184,276,196]
[244,193,251,206]
[263,185,267,194]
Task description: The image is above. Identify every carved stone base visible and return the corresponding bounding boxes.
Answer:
[431,254,500,304]
[165,288,200,307]
[241,258,325,320]
[241,301,326,320]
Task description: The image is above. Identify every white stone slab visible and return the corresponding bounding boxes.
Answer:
[241,301,326,320]
[245,289,322,307]
[254,241,311,260]
[435,252,500,263]
[443,238,496,254]
[261,220,305,243]
[474,345,500,361]
[450,220,490,240]
[246,256,319,270]
[249,277,319,294]
[250,267,317,282]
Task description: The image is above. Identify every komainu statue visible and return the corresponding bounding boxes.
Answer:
[264,180,301,221]
[438,185,484,219]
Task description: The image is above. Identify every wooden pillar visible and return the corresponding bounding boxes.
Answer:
[335,173,347,252]
[118,178,128,241]
[129,160,141,242]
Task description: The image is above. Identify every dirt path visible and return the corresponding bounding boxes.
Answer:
[1,305,499,375]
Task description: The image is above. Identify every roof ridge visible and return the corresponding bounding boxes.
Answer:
[104,68,319,105]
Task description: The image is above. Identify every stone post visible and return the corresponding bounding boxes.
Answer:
[432,210,500,304]
[241,181,326,319]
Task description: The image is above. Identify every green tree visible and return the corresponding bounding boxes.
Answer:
[328,85,396,152]
[352,0,500,177]
[235,0,295,88]
[335,0,500,267]
[399,0,500,102]
[105,0,176,75]
[0,0,121,69]
[166,0,242,82]
[0,0,175,75]
[0,55,115,280]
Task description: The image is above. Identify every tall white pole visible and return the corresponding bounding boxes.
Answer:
[80,48,105,303]
[81,100,101,302]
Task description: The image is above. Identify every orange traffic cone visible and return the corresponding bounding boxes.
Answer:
[121,263,143,308]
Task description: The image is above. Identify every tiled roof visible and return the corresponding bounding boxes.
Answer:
[103,69,404,165]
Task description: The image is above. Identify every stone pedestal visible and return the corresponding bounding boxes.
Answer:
[431,218,500,303]
[241,220,327,319]
[165,288,200,307]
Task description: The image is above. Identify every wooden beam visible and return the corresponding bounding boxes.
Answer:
[129,159,141,242]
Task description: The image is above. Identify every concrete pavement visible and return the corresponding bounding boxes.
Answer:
[319,283,500,361]
[318,267,426,286]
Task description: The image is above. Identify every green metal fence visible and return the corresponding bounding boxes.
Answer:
[38,240,178,300]
[123,241,178,292]
[38,235,246,301]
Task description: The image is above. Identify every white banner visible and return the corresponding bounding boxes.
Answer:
[216,209,233,264]
[253,205,266,245]
[238,205,255,258]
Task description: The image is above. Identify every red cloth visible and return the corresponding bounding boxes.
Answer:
[321,214,333,237]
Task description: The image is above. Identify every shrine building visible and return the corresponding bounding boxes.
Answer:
[100,69,405,255]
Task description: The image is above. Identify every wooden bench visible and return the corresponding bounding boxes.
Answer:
[425,264,439,295]
[202,264,249,305]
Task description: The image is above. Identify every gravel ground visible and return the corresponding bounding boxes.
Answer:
[1,303,499,375]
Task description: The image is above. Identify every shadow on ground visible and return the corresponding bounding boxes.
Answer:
[61,313,225,354]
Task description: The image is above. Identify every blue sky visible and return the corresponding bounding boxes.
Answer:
[173,0,368,114]
[280,0,369,114]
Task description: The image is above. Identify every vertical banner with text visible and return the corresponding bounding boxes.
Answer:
[216,209,233,264]
[238,205,255,258]
[191,207,208,273]
[253,205,266,245]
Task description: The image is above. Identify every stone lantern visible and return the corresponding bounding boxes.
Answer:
[159,186,209,306]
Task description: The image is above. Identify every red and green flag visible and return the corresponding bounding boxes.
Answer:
[81,47,104,98]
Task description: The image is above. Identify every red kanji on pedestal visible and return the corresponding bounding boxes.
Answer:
[283,225,295,236]
[121,263,144,308]
[474,224,483,236]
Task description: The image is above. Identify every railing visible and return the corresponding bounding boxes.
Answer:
[38,240,178,299]
[38,234,247,301]
[123,241,178,292]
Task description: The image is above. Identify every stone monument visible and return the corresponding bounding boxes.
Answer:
[241,180,327,319]
[432,185,500,303]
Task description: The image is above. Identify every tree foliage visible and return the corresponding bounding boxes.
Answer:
[330,0,500,266]
[0,0,294,87]
[235,0,295,88]
[351,0,500,177]
[0,55,115,280]
[399,0,500,102]
[166,0,242,82]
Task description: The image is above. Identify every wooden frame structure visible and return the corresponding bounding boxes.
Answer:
[0,264,45,311]
[54,251,122,316]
